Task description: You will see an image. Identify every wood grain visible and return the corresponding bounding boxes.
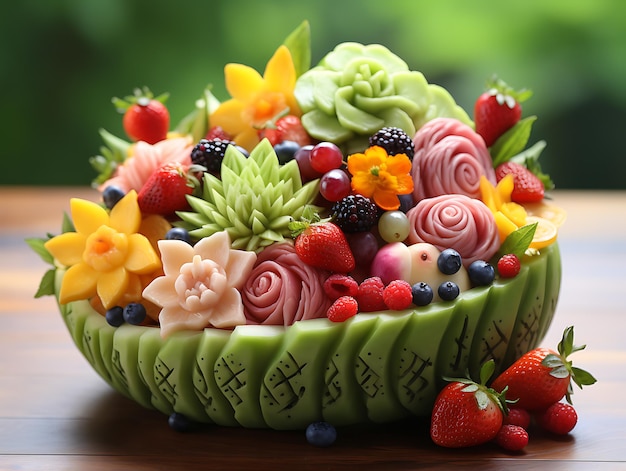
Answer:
[1,187,625,470]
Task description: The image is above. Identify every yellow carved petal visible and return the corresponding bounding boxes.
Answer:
[59,263,98,304]
[44,232,87,267]
[125,233,161,274]
[109,190,141,234]
[210,99,248,136]
[71,198,109,235]
[225,63,264,102]
[234,127,261,151]
[96,266,129,309]
[264,45,296,94]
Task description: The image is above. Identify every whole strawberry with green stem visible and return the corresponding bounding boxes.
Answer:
[430,360,509,448]
[113,87,170,145]
[490,326,596,411]
[137,162,198,216]
[289,210,355,274]
[474,77,532,147]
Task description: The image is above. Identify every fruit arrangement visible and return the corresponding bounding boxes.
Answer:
[28,22,578,437]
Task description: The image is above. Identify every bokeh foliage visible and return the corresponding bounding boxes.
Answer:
[2,0,625,188]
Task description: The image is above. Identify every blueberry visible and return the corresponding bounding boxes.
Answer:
[166,227,191,244]
[305,421,337,447]
[438,281,460,301]
[411,282,434,306]
[235,145,250,158]
[123,302,147,325]
[397,193,414,213]
[274,140,301,164]
[102,186,126,209]
[437,248,462,275]
[468,260,495,286]
[105,306,125,327]
[168,412,196,433]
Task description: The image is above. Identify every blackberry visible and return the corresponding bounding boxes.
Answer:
[368,126,415,159]
[331,194,378,233]
[190,138,234,173]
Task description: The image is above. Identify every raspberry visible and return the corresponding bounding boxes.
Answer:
[368,126,415,159]
[331,195,378,233]
[327,296,358,322]
[382,280,413,310]
[323,274,359,301]
[503,407,531,430]
[494,424,529,451]
[536,402,578,435]
[191,138,234,173]
[356,277,386,312]
[497,253,521,278]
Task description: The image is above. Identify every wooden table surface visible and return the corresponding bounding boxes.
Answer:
[1,186,625,470]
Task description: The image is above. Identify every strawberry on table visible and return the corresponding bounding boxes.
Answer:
[430,360,508,448]
[490,326,596,411]
[496,161,545,203]
[474,77,532,147]
[138,162,197,217]
[113,87,170,145]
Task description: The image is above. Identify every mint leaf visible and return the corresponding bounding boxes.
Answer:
[499,222,537,258]
[491,116,537,167]
[34,268,57,298]
[283,20,311,78]
[25,237,54,264]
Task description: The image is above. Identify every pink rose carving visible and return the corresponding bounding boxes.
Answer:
[406,194,499,266]
[242,241,331,325]
[411,117,496,202]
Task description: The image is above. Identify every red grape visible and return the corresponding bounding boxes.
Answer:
[309,142,343,173]
[319,169,351,202]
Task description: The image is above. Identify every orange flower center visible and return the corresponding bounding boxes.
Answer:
[83,225,128,272]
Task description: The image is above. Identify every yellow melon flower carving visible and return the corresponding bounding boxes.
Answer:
[44,191,161,309]
[210,45,301,151]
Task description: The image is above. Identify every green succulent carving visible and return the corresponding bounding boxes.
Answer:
[177,139,320,252]
[294,42,472,154]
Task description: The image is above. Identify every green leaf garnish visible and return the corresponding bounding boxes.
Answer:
[499,222,537,258]
[491,115,537,167]
[25,237,54,264]
[34,269,57,298]
[283,20,311,78]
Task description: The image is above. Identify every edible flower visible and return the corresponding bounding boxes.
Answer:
[479,174,528,242]
[142,231,257,338]
[347,146,414,210]
[209,45,301,151]
[44,191,161,309]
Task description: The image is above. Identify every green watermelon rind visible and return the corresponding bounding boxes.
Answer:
[55,243,561,430]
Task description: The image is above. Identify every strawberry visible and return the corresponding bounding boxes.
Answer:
[430,360,508,448]
[258,113,312,147]
[137,162,196,216]
[535,402,578,435]
[495,161,545,203]
[494,424,529,452]
[474,77,532,147]
[290,214,355,273]
[114,87,170,145]
[490,326,596,411]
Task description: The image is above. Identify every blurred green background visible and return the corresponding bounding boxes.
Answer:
[2,0,625,188]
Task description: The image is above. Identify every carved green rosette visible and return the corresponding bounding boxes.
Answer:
[177,139,321,252]
[54,244,561,430]
[294,42,472,154]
